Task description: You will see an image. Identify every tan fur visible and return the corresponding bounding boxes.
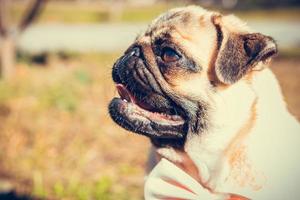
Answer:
[135,5,300,199]
[224,99,259,189]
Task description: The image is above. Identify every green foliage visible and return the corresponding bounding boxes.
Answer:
[39,83,79,112]
[53,181,65,198]
[0,80,29,103]
[11,2,174,23]
[10,2,300,24]
[33,171,47,198]
[120,5,171,22]
[36,176,129,200]
[93,177,113,200]
[73,69,92,85]
[0,82,14,103]
[39,6,110,23]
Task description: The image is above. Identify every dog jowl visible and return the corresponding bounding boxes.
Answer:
[109,45,189,148]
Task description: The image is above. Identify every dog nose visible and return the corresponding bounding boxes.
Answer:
[129,46,141,57]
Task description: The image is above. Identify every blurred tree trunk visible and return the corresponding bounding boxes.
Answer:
[0,0,46,79]
[1,35,16,79]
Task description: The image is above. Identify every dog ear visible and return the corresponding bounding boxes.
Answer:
[215,29,277,84]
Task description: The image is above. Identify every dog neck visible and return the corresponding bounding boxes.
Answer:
[182,67,297,194]
[156,68,296,195]
[183,68,273,190]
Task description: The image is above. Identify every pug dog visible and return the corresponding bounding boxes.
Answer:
[109,6,300,199]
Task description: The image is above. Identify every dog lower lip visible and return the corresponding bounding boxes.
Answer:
[109,97,185,138]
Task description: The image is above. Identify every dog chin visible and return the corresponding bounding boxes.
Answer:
[108,84,187,139]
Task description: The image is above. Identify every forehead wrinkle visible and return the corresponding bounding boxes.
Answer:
[152,16,207,43]
[151,23,194,44]
[164,10,182,21]
[147,13,193,38]
[172,26,193,41]
[150,26,174,41]
[164,11,192,27]
[147,5,209,31]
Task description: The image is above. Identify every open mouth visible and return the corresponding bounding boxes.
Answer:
[109,84,186,138]
[116,84,184,125]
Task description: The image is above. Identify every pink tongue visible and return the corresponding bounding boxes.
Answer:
[116,84,153,110]
[116,84,134,102]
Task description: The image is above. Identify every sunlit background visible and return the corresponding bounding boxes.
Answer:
[0,0,299,199]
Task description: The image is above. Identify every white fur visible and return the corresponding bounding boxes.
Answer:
[184,68,300,199]
[146,6,300,199]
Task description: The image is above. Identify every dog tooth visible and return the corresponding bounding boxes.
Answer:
[171,115,182,120]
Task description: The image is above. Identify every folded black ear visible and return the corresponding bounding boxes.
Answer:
[215,33,277,84]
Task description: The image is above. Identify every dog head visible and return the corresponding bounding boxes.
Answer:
[108,6,277,148]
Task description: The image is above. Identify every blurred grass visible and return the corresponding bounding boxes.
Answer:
[0,52,149,200]
[10,2,300,24]
[0,46,299,200]
[0,52,299,200]
[11,2,172,23]
[3,2,300,199]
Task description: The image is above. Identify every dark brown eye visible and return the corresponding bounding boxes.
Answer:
[161,47,180,63]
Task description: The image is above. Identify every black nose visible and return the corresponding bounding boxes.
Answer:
[112,46,141,84]
[129,46,140,57]
[112,61,122,83]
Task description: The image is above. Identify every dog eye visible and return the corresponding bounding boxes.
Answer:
[161,47,180,63]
